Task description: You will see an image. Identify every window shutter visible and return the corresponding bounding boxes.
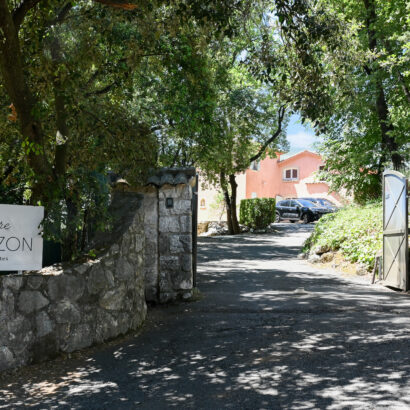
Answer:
[292,169,298,179]
[285,169,291,179]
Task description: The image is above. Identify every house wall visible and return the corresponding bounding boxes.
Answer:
[245,151,344,206]
[197,151,347,223]
[197,180,224,222]
[306,182,333,195]
[246,156,282,199]
[197,173,246,222]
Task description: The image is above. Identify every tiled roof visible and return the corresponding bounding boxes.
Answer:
[278,150,320,165]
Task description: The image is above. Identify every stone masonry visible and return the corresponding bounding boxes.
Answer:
[0,169,197,372]
[141,185,159,302]
[0,190,147,372]
[143,168,196,303]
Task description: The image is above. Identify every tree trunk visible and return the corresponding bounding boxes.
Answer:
[0,1,51,203]
[80,209,89,252]
[223,188,234,234]
[220,172,234,234]
[228,174,241,234]
[363,0,403,171]
[220,172,241,235]
[51,37,79,260]
[375,83,403,170]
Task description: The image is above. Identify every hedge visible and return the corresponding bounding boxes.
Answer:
[239,198,276,229]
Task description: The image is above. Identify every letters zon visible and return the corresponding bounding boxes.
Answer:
[0,236,33,252]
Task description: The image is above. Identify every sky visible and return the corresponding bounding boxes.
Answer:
[285,114,320,154]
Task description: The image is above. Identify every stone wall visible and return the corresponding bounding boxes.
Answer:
[0,191,147,372]
[142,186,159,302]
[0,169,197,372]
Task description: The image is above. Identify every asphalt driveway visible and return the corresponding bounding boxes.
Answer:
[1,224,410,409]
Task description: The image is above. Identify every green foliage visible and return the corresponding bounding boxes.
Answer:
[239,198,276,229]
[317,135,383,204]
[42,170,111,241]
[0,0,265,258]
[195,38,290,188]
[251,0,409,200]
[304,202,382,270]
[87,249,97,260]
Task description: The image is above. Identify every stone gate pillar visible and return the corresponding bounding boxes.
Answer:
[143,168,196,303]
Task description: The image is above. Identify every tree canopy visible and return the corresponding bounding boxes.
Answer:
[1,0,409,250]
[0,0,264,255]
[250,0,409,200]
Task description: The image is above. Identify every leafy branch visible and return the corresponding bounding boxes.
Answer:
[249,104,286,163]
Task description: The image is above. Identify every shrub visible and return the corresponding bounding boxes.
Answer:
[239,198,276,229]
[304,202,382,270]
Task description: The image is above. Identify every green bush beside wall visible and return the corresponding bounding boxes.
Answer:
[239,198,276,229]
[303,202,382,270]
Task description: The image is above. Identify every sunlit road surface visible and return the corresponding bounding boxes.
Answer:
[2,223,410,409]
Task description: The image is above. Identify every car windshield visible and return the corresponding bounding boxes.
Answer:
[296,199,317,207]
[300,198,319,204]
[318,199,335,207]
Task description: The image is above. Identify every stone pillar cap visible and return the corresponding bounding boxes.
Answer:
[146,167,196,187]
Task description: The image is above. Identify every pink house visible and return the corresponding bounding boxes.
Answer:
[245,150,343,205]
[197,150,345,222]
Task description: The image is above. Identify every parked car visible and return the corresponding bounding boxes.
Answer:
[275,199,332,224]
[298,197,339,212]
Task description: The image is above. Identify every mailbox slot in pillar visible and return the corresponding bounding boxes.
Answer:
[165,197,174,209]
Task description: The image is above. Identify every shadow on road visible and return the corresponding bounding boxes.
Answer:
[1,225,410,409]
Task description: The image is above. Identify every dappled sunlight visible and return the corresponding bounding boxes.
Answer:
[67,380,118,395]
[3,310,410,408]
[320,378,410,409]
[290,333,341,352]
[0,364,122,407]
[2,225,410,408]
[236,368,282,396]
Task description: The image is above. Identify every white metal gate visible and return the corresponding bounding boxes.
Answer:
[382,171,409,290]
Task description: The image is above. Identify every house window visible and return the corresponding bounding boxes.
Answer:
[200,199,206,208]
[251,192,257,198]
[250,161,260,171]
[283,168,298,181]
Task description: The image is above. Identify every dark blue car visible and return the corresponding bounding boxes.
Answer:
[275,199,332,224]
[299,197,339,212]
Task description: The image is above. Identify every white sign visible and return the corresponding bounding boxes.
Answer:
[0,204,44,271]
